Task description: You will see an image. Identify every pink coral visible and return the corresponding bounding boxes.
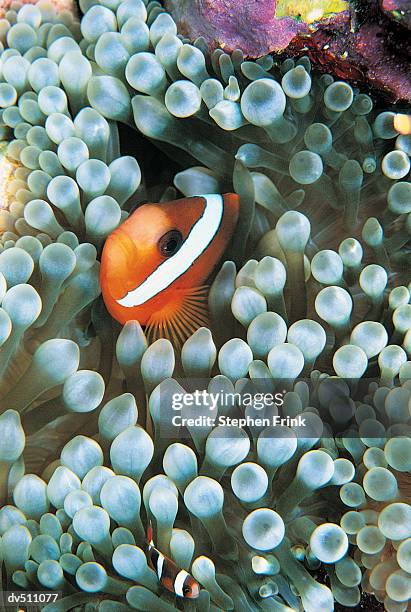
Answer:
[0,0,77,18]
[165,0,309,56]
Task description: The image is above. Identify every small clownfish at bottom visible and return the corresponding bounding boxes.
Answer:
[100,193,240,344]
[146,522,200,599]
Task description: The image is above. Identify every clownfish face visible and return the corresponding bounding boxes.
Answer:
[100,194,239,338]
[182,578,200,599]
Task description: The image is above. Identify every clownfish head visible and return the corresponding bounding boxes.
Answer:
[181,576,200,599]
[100,193,239,343]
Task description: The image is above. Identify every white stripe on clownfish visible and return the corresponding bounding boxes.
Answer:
[116,194,224,308]
[146,522,200,599]
[174,569,190,597]
[156,553,165,581]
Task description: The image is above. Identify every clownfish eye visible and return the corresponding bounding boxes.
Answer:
[158,230,183,257]
[183,586,191,596]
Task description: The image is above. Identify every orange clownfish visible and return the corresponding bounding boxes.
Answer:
[146,522,200,598]
[100,193,240,343]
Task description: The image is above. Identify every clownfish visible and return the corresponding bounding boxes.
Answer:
[100,193,240,344]
[146,523,200,598]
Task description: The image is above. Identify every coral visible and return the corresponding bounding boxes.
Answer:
[0,0,409,610]
[165,0,349,56]
[165,0,339,57]
[289,13,411,104]
[0,0,77,19]
[166,0,411,103]
[380,0,411,31]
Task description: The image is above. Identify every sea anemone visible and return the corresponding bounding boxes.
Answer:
[1,371,409,610]
[0,0,409,610]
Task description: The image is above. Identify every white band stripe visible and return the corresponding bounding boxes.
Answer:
[174,569,189,597]
[156,553,164,580]
[116,194,224,308]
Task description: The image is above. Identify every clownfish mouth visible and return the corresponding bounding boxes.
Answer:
[188,581,200,599]
[116,194,224,308]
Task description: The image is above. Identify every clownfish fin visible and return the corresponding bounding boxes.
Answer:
[145,286,209,348]
[147,521,154,549]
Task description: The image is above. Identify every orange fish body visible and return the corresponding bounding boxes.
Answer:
[100,194,239,343]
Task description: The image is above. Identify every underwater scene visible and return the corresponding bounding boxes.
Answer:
[0,0,409,610]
